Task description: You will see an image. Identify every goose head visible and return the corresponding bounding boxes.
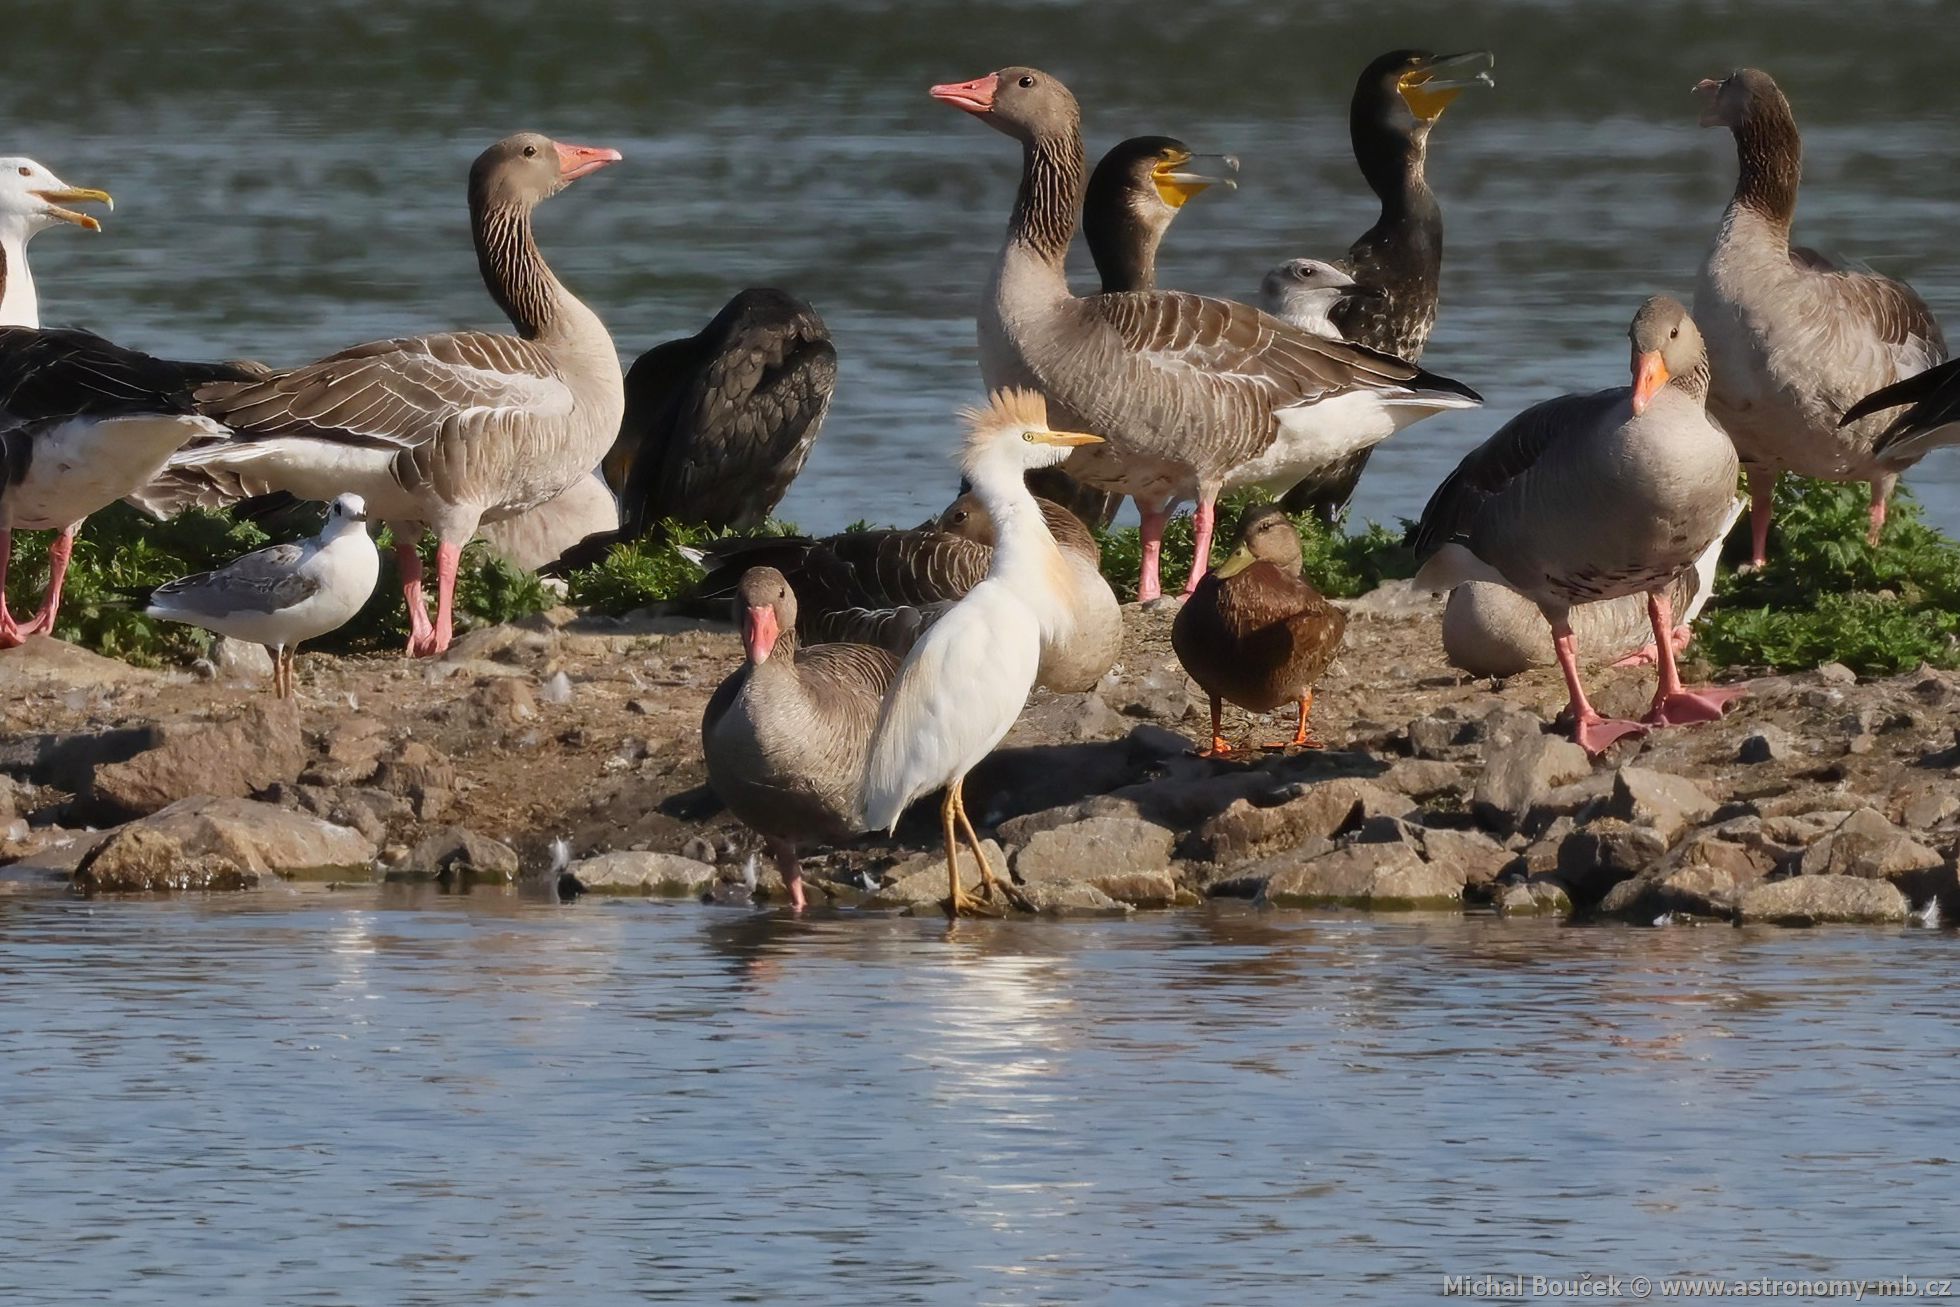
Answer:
[930,66,1081,144]
[1629,296,1708,415]
[734,566,796,665]
[470,132,621,211]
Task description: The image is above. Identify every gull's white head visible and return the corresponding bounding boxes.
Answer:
[958,388,1103,483]
[0,157,112,238]
[0,158,112,328]
[325,493,370,536]
[1257,258,1376,339]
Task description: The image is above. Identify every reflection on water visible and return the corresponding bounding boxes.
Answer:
[2,888,1955,1303]
[3,1,1960,537]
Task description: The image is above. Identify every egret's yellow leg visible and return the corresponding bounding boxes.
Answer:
[952,784,1029,912]
[941,787,983,918]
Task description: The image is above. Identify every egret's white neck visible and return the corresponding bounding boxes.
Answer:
[0,222,40,328]
[965,448,1071,634]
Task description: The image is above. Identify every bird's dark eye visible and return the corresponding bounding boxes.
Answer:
[1018,75,1035,88]
[523,145,538,157]
[15,166,28,177]
[1669,327,1680,339]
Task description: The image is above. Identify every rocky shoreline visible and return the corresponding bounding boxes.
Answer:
[3,582,1956,930]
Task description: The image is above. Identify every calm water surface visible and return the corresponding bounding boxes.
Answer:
[5,1,1960,534]
[2,889,1957,1304]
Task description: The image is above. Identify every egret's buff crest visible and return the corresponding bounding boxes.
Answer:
[960,387,1051,443]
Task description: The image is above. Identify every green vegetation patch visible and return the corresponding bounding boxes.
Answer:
[1700,480,1960,676]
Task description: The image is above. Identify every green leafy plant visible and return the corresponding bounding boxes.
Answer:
[564,517,803,616]
[5,505,275,666]
[1699,480,1960,674]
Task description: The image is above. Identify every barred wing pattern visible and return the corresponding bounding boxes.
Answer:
[194,332,574,452]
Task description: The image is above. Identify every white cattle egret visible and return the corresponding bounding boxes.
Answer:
[859,388,1102,915]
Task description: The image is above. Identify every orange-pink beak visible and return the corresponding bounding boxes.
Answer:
[554,141,623,182]
[930,73,999,115]
[1632,350,1670,416]
[743,604,779,664]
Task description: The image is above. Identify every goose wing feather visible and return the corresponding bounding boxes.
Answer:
[193,331,573,451]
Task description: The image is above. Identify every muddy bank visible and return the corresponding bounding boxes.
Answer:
[3,586,1956,929]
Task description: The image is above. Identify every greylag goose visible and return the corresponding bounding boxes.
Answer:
[137,493,379,697]
[0,158,112,328]
[1693,68,1947,569]
[693,491,1118,692]
[476,470,617,572]
[606,288,836,535]
[1172,505,1347,756]
[860,389,1102,916]
[702,565,900,912]
[1278,49,1495,520]
[1413,297,1743,754]
[1032,136,1235,526]
[1257,259,1381,341]
[932,66,1479,602]
[166,133,625,656]
[0,328,252,646]
[1441,498,1744,678]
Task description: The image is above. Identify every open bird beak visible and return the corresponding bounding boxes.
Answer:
[31,185,112,230]
[743,604,779,664]
[1693,77,1728,128]
[1632,350,1669,416]
[1213,543,1258,579]
[930,73,999,116]
[553,142,623,183]
[1152,153,1238,208]
[1398,50,1496,121]
[1027,429,1104,447]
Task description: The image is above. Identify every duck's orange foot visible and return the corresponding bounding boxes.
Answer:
[1191,736,1234,759]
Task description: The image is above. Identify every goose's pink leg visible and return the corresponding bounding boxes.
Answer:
[1740,470,1776,572]
[1643,591,1746,727]
[1179,498,1218,597]
[1867,481,1889,549]
[766,837,806,912]
[25,522,80,636]
[0,530,25,649]
[1551,618,1646,755]
[397,538,435,656]
[1136,501,1169,602]
[422,539,463,657]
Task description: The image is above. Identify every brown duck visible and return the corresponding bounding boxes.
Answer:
[1171,505,1347,756]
